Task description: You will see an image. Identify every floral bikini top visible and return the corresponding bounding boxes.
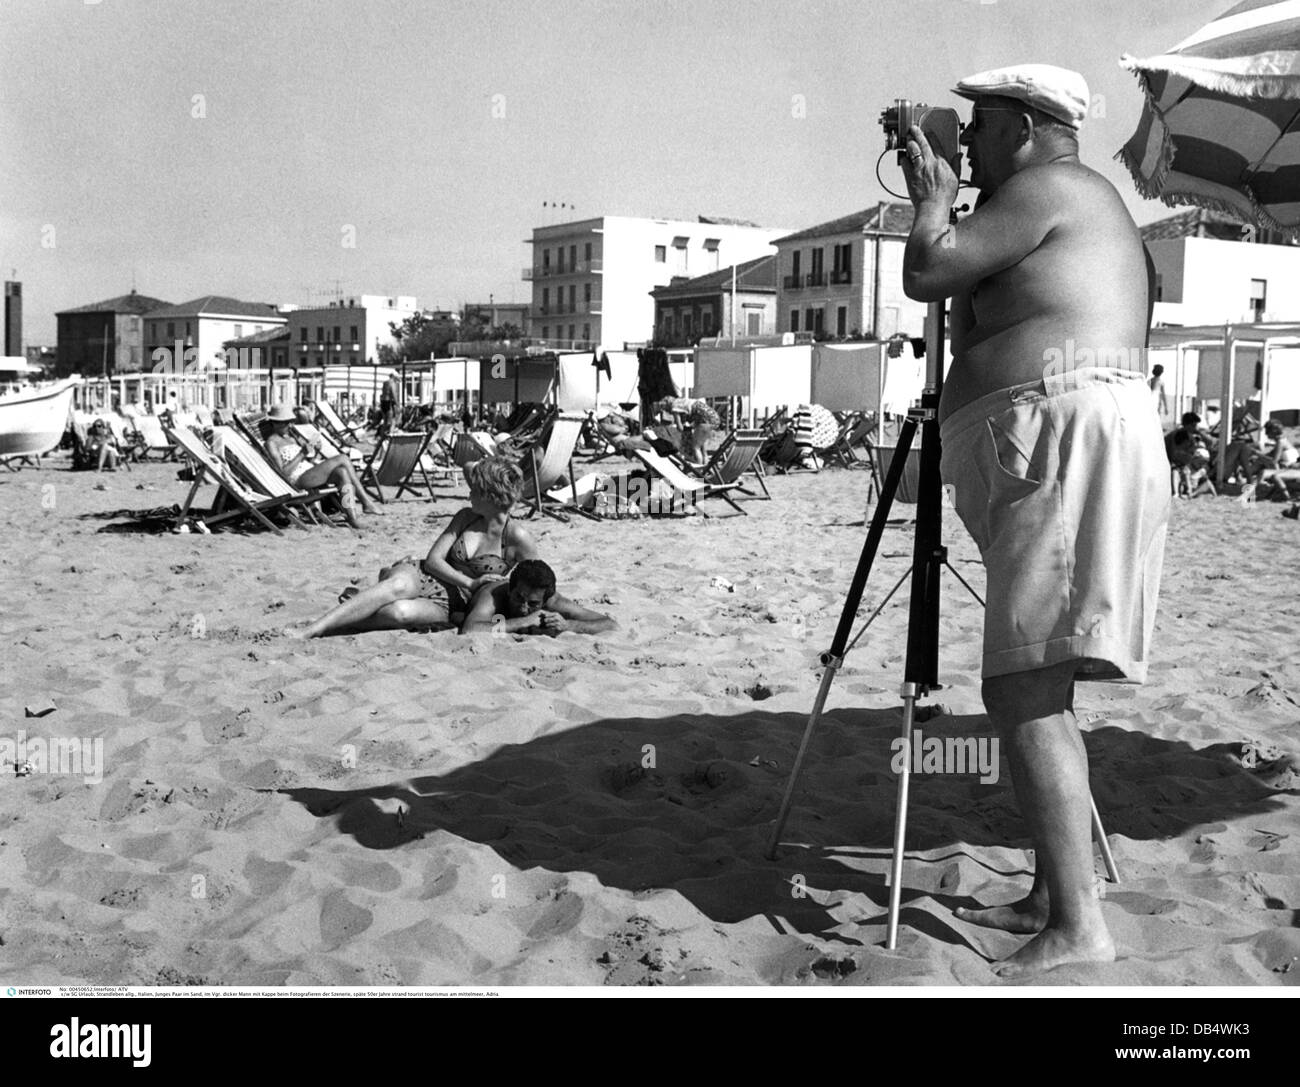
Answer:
[448,514,512,578]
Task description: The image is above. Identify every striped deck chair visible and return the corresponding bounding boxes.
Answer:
[360,430,436,503]
[169,427,306,536]
[316,399,366,445]
[211,425,342,527]
[521,413,597,521]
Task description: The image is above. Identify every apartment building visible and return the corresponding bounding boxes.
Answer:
[773,202,926,340]
[650,255,777,346]
[141,296,284,372]
[56,289,173,377]
[524,215,786,350]
[280,295,417,367]
[1143,209,1300,326]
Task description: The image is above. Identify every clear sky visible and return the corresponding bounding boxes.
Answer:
[0,0,1227,344]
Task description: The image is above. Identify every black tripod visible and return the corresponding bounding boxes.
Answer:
[765,298,1120,950]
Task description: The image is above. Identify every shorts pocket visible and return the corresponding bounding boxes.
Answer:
[985,404,1045,500]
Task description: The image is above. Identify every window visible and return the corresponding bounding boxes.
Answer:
[350,325,358,342]
[316,326,325,342]
[806,308,823,334]
[185,322,191,336]
[1250,278,1267,320]
[672,238,688,274]
[167,322,175,338]
[790,309,799,333]
[569,245,577,270]
[704,238,721,272]
[655,245,666,263]
[542,287,550,314]
[584,282,592,305]
[150,322,158,340]
[747,311,762,336]
[543,249,551,271]
[832,243,853,283]
[557,247,565,273]
[584,242,592,263]
[809,248,824,285]
[333,326,341,342]
[568,285,576,313]
[702,306,714,334]
[792,251,801,280]
[568,324,576,341]
[300,327,309,341]
[682,313,693,337]
[234,324,243,339]
[542,326,549,340]
[254,325,262,334]
[837,306,847,337]
[582,324,590,342]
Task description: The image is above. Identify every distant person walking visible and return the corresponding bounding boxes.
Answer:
[1148,364,1168,417]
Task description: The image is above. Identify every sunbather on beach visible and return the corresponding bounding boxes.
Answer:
[285,455,538,638]
[654,396,718,463]
[262,404,382,527]
[460,559,617,636]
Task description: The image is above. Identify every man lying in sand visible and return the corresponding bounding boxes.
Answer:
[460,559,617,636]
[903,64,1169,976]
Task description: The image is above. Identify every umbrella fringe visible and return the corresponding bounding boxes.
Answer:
[1118,66,1300,240]
[1120,54,1300,100]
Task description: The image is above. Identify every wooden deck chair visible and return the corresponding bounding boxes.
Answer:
[316,399,366,445]
[871,443,921,506]
[294,421,361,466]
[103,414,144,463]
[521,413,596,521]
[629,448,716,516]
[134,413,178,460]
[168,427,311,535]
[685,429,770,507]
[821,413,867,469]
[452,431,495,469]
[360,430,436,503]
[211,425,342,527]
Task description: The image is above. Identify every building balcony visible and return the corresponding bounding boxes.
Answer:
[528,259,603,278]
[782,275,803,290]
[805,272,826,287]
[538,302,602,316]
[830,269,852,285]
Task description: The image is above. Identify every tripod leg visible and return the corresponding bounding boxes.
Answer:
[1090,795,1120,883]
[886,682,919,950]
[765,663,839,860]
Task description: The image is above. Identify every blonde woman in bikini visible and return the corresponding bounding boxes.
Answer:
[286,455,538,638]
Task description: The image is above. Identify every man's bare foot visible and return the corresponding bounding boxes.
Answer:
[954,894,1049,934]
[992,923,1115,978]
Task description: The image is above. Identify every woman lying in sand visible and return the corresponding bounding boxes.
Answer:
[285,455,538,638]
[262,404,382,529]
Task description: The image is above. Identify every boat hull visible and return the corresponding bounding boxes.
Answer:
[0,378,78,460]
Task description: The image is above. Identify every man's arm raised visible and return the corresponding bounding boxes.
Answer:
[901,126,1057,302]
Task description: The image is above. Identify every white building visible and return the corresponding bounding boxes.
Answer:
[772,202,927,341]
[282,294,418,367]
[143,296,285,371]
[523,215,787,351]
[1144,209,1300,327]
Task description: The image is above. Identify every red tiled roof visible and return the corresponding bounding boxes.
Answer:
[143,296,284,320]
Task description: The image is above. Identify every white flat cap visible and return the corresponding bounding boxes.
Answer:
[953,64,1090,129]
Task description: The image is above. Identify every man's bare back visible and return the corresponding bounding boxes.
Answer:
[941,162,1150,420]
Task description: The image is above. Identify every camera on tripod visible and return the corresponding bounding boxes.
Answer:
[879,99,964,175]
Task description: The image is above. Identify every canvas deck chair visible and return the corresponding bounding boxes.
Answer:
[521,413,597,521]
[360,430,436,503]
[134,413,179,460]
[822,413,869,469]
[294,421,361,466]
[452,431,495,469]
[316,399,366,445]
[168,427,314,535]
[684,429,770,507]
[630,448,717,516]
[211,425,342,527]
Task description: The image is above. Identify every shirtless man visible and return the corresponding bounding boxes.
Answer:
[902,64,1170,975]
[460,559,617,636]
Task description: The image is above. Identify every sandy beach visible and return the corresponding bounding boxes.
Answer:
[1,453,1298,988]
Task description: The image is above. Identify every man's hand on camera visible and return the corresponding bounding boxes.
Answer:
[903,124,958,210]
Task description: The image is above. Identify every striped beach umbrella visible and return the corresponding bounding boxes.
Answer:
[1118,0,1300,237]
